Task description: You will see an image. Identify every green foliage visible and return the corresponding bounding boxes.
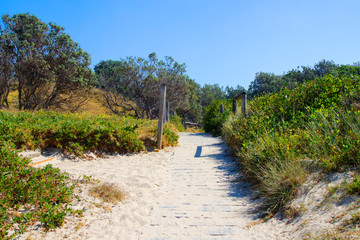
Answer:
[223,73,360,214]
[170,114,185,132]
[163,123,179,146]
[225,85,246,99]
[0,111,179,155]
[0,13,94,111]
[0,111,179,238]
[0,111,149,155]
[248,72,284,98]
[346,176,360,195]
[0,141,73,238]
[203,99,232,136]
[200,84,225,107]
[337,65,360,77]
[95,53,195,120]
[246,59,350,99]
[303,109,360,171]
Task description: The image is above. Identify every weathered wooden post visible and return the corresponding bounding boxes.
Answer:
[233,94,245,115]
[165,101,170,122]
[232,100,237,114]
[220,104,224,113]
[157,84,166,149]
[241,91,247,118]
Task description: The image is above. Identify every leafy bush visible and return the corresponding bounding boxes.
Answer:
[223,74,360,214]
[0,141,73,238]
[203,99,232,136]
[303,109,360,171]
[162,123,179,146]
[0,111,156,155]
[170,114,185,132]
[0,111,179,238]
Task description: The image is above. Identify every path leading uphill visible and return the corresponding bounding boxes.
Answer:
[140,132,268,239]
[21,133,288,240]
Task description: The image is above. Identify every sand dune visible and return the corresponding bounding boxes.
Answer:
[19,133,359,239]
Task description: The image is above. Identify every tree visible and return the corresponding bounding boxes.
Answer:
[313,59,337,78]
[175,78,202,123]
[282,68,306,89]
[248,72,283,98]
[0,25,14,108]
[225,85,246,99]
[95,53,193,120]
[337,64,360,77]
[300,66,316,82]
[200,84,225,107]
[0,13,94,110]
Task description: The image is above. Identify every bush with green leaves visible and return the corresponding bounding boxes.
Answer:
[0,111,181,156]
[0,111,149,155]
[169,114,185,132]
[203,99,232,136]
[223,73,360,214]
[0,111,179,238]
[0,141,73,238]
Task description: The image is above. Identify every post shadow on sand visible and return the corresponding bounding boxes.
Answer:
[193,142,254,199]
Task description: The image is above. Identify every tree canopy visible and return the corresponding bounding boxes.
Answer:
[0,13,94,110]
[247,59,345,99]
[95,53,201,121]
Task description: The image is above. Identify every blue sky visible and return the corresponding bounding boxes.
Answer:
[2,0,360,89]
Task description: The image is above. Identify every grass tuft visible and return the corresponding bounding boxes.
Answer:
[89,183,124,203]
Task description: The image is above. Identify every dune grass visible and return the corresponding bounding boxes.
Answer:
[223,74,360,214]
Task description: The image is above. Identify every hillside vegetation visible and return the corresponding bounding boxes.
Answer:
[219,67,360,216]
[0,110,179,238]
[2,12,360,239]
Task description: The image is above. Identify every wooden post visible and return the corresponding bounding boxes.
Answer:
[157,84,166,149]
[166,101,170,122]
[241,92,247,118]
[233,94,242,115]
[220,104,224,113]
[232,99,237,114]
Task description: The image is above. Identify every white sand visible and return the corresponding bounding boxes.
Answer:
[19,133,359,240]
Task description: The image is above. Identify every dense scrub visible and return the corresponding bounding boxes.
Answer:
[203,99,232,136]
[0,111,179,238]
[0,141,74,238]
[223,72,360,214]
[0,111,180,155]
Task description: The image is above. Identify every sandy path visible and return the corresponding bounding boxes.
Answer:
[140,133,268,239]
[21,132,285,240]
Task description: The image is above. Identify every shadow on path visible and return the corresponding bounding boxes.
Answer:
[194,140,255,200]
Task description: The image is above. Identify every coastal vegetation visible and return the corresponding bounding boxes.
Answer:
[0,110,179,238]
[1,12,360,238]
[207,65,360,217]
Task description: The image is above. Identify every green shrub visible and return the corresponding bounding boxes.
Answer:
[163,124,179,146]
[170,114,185,132]
[0,141,73,238]
[303,109,360,171]
[223,74,360,214]
[203,99,232,136]
[0,111,179,238]
[0,111,157,155]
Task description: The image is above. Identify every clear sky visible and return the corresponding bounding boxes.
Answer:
[2,0,360,89]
